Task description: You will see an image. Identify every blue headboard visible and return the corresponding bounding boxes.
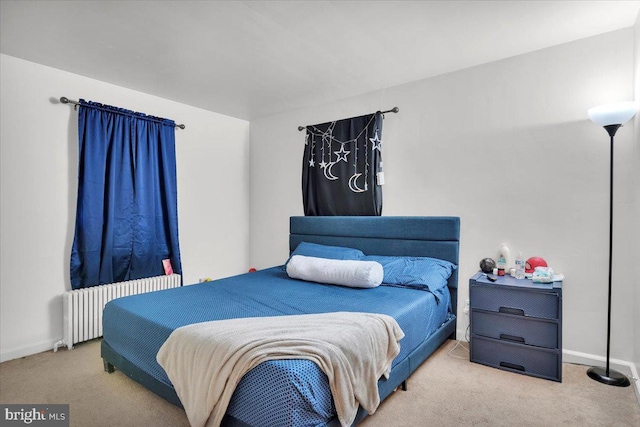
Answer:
[289,216,460,312]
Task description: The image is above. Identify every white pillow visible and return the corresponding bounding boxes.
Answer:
[286,255,383,289]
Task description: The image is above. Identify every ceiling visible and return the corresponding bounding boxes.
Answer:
[1,1,639,120]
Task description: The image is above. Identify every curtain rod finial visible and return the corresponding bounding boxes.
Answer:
[60,96,69,104]
[298,126,306,131]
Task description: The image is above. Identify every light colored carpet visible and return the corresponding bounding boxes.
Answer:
[1,339,638,427]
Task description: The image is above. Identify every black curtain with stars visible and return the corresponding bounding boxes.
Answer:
[302,112,383,216]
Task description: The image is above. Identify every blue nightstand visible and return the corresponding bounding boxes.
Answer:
[469,272,563,382]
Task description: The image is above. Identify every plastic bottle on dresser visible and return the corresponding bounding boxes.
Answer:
[496,243,511,276]
[515,251,525,279]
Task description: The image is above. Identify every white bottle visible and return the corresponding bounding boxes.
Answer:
[496,244,511,276]
[515,251,525,279]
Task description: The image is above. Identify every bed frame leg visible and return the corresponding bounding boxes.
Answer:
[103,360,115,373]
[401,380,407,391]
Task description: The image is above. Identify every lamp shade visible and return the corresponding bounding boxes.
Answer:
[588,102,638,126]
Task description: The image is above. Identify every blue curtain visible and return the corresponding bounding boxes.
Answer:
[70,100,182,289]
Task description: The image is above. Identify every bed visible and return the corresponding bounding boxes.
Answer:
[101,216,460,426]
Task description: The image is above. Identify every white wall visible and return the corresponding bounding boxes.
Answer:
[250,29,637,365]
[0,54,251,362]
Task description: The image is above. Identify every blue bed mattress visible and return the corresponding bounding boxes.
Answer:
[103,266,451,426]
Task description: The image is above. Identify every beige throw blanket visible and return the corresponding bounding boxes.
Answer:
[156,312,405,427]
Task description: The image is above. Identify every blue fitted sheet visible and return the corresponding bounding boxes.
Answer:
[103,266,451,426]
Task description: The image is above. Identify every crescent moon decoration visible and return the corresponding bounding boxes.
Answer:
[348,173,366,193]
[324,162,339,180]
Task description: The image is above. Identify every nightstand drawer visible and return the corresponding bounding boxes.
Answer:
[470,285,559,319]
[472,310,558,349]
[471,335,560,381]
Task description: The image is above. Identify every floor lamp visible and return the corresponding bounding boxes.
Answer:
[586,101,638,387]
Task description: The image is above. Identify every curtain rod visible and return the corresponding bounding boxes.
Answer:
[60,97,186,129]
[297,107,399,131]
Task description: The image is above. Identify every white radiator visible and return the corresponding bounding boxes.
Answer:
[54,274,181,351]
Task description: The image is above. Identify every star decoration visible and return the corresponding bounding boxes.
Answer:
[318,160,327,169]
[309,158,315,167]
[334,144,350,163]
[370,131,382,152]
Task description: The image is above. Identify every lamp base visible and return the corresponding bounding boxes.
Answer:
[587,366,631,387]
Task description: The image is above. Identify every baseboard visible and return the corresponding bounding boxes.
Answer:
[0,339,58,363]
[563,349,639,405]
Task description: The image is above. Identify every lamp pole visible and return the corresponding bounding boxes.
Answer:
[585,106,634,387]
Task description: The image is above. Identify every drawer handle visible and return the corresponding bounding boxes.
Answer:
[498,307,525,316]
[500,361,525,372]
[499,333,525,344]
